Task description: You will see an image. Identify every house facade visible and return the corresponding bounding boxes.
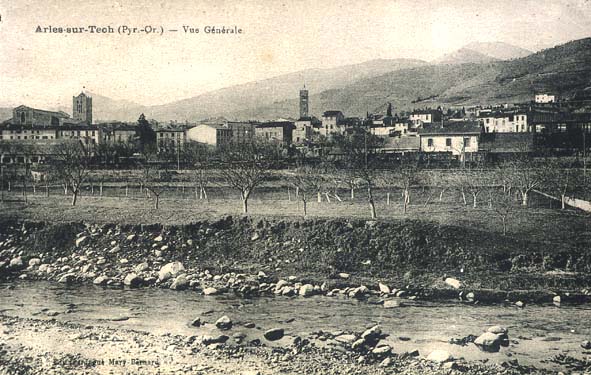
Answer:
[418,122,481,156]
[187,124,232,147]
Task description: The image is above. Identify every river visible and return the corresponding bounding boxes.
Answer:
[1,280,590,371]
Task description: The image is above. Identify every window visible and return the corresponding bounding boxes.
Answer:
[427,138,433,147]
[20,112,25,123]
[464,137,471,147]
[445,138,452,147]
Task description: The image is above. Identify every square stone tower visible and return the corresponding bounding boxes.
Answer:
[299,87,309,119]
[73,92,93,124]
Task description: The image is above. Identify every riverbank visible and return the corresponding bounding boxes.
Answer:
[1,312,557,375]
[1,217,591,298]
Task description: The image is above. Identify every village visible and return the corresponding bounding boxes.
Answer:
[0,89,590,166]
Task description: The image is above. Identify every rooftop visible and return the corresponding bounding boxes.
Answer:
[419,121,482,135]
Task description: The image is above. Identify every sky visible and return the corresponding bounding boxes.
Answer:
[0,0,590,109]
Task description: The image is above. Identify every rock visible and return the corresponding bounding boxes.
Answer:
[371,345,392,356]
[515,301,525,308]
[466,292,476,302]
[335,334,357,344]
[93,276,108,285]
[201,334,229,345]
[487,326,508,335]
[215,316,232,330]
[427,349,454,363]
[28,258,41,267]
[361,325,382,346]
[190,318,202,327]
[378,282,391,294]
[123,273,143,288]
[581,340,591,350]
[170,274,189,290]
[264,328,285,341]
[126,234,136,241]
[75,236,88,247]
[351,339,366,351]
[444,277,461,289]
[154,235,163,242]
[203,287,220,296]
[243,322,256,329]
[474,332,505,352]
[553,295,561,306]
[275,280,289,290]
[119,258,129,264]
[379,357,392,367]
[9,257,23,268]
[58,273,76,283]
[158,262,185,281]
[299,284,315,297]
[135,262,149,273]
[338,273,350,279]
[383,299,404,308]
[250,233,260,241]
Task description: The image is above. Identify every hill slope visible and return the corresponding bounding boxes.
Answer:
[141,58,427,121]
[238,37,591,118]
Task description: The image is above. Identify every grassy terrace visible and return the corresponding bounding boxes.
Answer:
[1,185,589,254]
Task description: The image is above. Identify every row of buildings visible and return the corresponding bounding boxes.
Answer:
[1,89,590,164]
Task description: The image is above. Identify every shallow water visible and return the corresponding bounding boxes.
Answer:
[1,280,590,370]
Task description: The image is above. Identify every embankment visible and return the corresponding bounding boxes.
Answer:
[1,217,591,299]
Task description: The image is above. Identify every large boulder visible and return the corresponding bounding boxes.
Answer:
[75,236,88,247]
[28,258,41,267]
[203,287,220,296]
[158,262,185,282]
[93,276,108,285]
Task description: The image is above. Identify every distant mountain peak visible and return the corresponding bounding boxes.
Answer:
[433,41,532,65]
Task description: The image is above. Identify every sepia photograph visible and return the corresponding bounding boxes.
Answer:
[1,0,591,373]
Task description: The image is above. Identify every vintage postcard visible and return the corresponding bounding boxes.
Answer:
[1,0,591,374]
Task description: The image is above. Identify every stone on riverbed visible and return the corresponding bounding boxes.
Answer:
[75,236,88,247]
[158,262,185,282]
[335,334,357,344]
[427,349,454,363]
[474,329,509,352]
[299,284,314,297]
[378,282,391,294]
[215,316,232,330]
[581,340,591,350]
[170,275,188,290]
[201,334,229,345]
[383,299,404,308]
[123,273,143,288]
[203,287,220,296]
[93,276,108,285]
[264,328,285,341]
[58,273,76,283]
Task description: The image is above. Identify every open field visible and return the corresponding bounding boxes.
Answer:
[1,184,589,253]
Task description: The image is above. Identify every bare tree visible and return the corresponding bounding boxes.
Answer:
[184,142,212,200]
[138,147,168,209]
[501,157,549,207]
[333,131,383,219]
[218,141,279,214]
[543,160,582,209]
[491,188,518,236]
[286,164,324,217]
[49,141,92,206]
[381,159,420,214]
